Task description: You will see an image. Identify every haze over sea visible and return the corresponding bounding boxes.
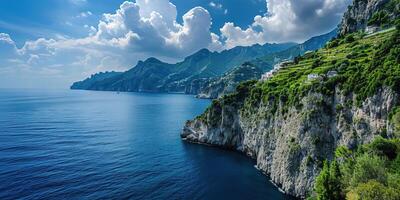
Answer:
[0,89,292,200]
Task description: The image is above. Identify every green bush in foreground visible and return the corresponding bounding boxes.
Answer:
[312,137,400,200]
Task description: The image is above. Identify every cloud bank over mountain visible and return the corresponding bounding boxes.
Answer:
[0,0,350,88]
[221,0,351,48]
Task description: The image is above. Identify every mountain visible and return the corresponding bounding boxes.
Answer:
[71,71,122,90]
[195,29,338,99]
[75,58,176,92]
[71,29,337,97]
[250,28,338,70]
[70,43,296,93]
[182,0,400,198]
[196,62,264,99]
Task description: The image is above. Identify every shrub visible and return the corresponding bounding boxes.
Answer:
[368,10,389,26]
[391,107,400,136]
[312,59,323,69]
[387,173,400,190]
[350,154,387,186]
[345,35,355,43]
[335,104,344,112]
[346,180,399,200]
[326,40,339,48]
[315,138,400,200]
[368,137,399,160]
[391,154,400,172]
[396,19,400,30]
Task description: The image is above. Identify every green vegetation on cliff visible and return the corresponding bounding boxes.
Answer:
[367,0,400,27]
[238,27,399,115]
[311,137,400,200]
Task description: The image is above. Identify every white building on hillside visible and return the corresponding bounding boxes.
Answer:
[262,63,282,81]
[307,74,322,81]
[327,70,338,78]
[261,60,295,81]
[365,26,380,34]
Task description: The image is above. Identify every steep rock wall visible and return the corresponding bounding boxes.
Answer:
[181,87,399,198]
[339,0,399,35]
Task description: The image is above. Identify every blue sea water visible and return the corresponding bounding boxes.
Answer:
[0,89,293,200]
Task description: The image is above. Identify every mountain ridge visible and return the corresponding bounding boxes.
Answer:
[71,42,297,92]
[195,29,338,99]
[71,30,336,96]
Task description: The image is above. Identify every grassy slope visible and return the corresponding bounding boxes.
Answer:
[232,28,400,115]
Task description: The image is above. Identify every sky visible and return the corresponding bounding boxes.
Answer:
[0,0,351,89]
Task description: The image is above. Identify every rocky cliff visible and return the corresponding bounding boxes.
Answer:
[182,27,400,198]
[183,86,398,197]
[339,0,399,35]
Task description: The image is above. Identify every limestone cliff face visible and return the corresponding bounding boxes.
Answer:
[339,0,398,35]
[181,87,399,198]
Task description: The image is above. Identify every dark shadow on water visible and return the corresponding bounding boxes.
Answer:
[181,141,298,200]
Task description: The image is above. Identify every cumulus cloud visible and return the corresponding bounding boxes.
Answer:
[9,0,220,62]
[220,0,351,48]
[95,1,220,57]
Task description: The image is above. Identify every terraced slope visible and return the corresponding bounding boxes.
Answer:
[241,28,399,113]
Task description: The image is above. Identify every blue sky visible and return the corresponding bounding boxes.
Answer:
[0,0,351,89]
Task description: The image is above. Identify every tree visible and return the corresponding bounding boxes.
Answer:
[329,160,343,200]
[315,161,331,200]
[314,160,343,200]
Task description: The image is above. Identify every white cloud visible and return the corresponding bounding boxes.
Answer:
[220,0,351,47]
[94,1,218,56]
[209,2,223,9]
[220,22,264,49]
[0,33,19,59]
[69,0,87,5]
[77,11,93,18]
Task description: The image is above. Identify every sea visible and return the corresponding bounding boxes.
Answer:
[0,89,294,200]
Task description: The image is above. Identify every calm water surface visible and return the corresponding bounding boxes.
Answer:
[0,89,293,200]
